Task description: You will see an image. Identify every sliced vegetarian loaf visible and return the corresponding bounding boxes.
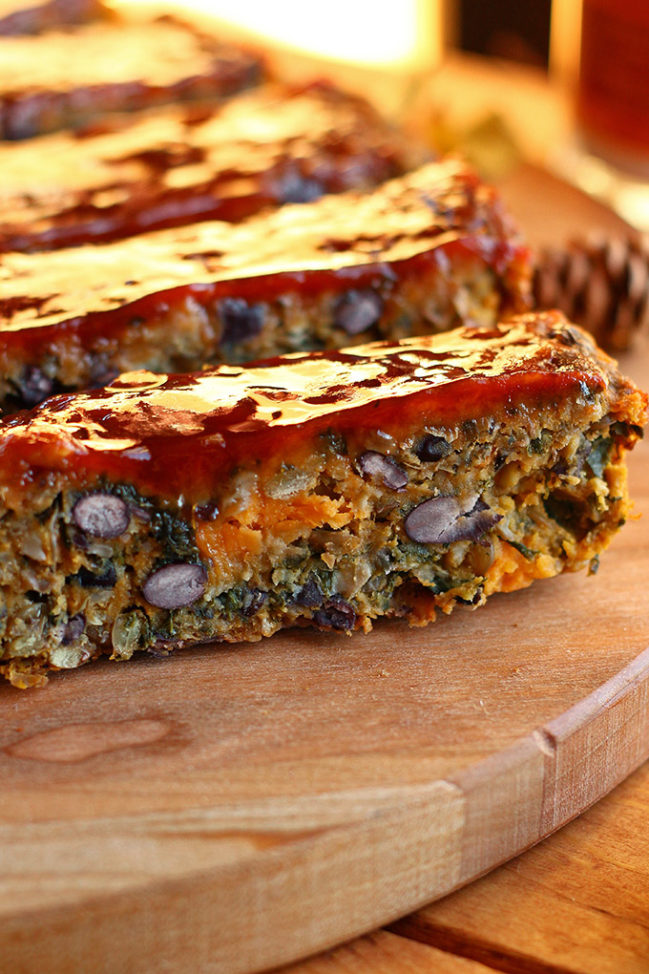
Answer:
[0,81,424,252]
[0,311,645,687]
[0,159,531,411]
[0,13,264,139]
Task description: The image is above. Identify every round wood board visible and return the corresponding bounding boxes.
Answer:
[3,165,649,974]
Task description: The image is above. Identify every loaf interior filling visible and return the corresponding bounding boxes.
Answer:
[0,404,636,687]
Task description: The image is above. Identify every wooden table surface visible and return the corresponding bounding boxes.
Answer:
[277,62,649,974]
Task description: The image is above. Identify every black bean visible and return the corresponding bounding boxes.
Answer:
[70,529,89,550]
[405,495,460,543]
[219,297,265,344]
[62,614,85,645]
[142,563,207,610]
[313,596,356,631]
[294,577,324,608]
[277,171,324,204]
[334,289,383,336]
[241,588,268,617]
[194,501,219,521]
[89,365,120,389]
[73,493,130,539]
[73,562,117,588]
[358,451,408,489]
[404,495,501,545]
[16,366,54,407]
[450,499,502,544]
[415,435,452,462]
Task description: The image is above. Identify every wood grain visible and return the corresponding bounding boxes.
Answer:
[3,165,649,974]
[389,761,649,974]
[285,754,649,974]
[283,930,495,973]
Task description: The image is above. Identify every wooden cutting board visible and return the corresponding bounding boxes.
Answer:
[3,166,649,974]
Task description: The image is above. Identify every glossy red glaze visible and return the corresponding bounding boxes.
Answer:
[0,315,618,502]
[0,160,529,356]
[0,82,422,251]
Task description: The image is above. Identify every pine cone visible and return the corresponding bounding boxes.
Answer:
[533,234,649,352]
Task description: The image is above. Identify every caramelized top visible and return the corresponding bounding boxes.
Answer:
[0,160,526,349]
[0,314,643,504]
[0,82,421,251]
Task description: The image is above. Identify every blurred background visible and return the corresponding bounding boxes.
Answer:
[125,0,647,229]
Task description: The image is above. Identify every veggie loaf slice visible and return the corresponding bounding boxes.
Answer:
[0,13,264,140]
[0,81,424,253]
[0,159,531,412]
[0,311,645,687]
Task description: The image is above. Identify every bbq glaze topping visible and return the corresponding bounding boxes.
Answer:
[0,315,628,502]
[0,82,419,251]
[0,159,525,343]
